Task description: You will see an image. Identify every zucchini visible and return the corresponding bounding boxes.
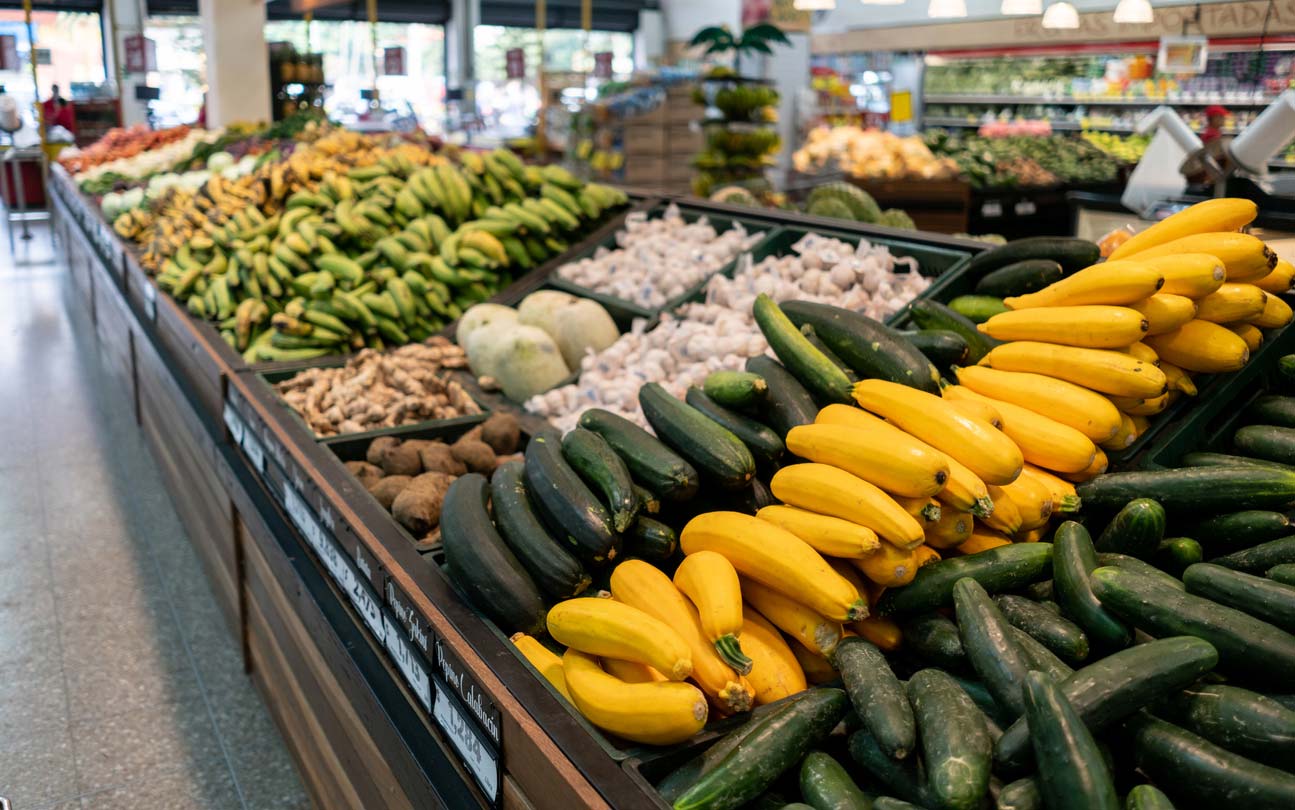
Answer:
[1094,498,1165,559]
[1211,536,1295,572]
[703,370,768,409]
[1090,566,1295,683]
[974,259,1065,298]
[898,328,969,368]
[754,294,855,404]
[876,543,1054,615]
[1152,537,1202,576]
[624,516,677,563]
[1180,451,1294,472]
[835,637,916,760]
[997,777,1043,810]
[848,727,936,807]
[781,300,941,394]
[1282,353,1295,383]
[1247,395,1295,428]
[685,386,785,468]
[1236,424,1295,464]
[1128,713,1295,810]
[523,434,621,564]
[440,474,545,634]
[1052,522,1131,649]
[799,751,872,810]
[1191,510,1291,551]
[746,355,819,438]
[899,612,967,671]
[872,799,925,810]
[1269,563,1295,585]
[490,461,590,600]
[994,637,1219,774]
[800,324,859,381]
[1076,467,1295,512]
[1095,553,1185,590]
[639,383,755,491]
[1008,626,1073,681]
[908,668,992,810]
[1157,683,1295,771]
[908,299,1000,364]
[657,695,788,803]
[1022,671,1119,810]
[949,294,1009,324]
[633,483,661,515]
[673,688,849,810]
[561,428,639,533]
[1124,785,1176,810]
[962,236,1101,278]
[1184,562,1295,634]
[949,673,1014,729]
[995,594,1090,665]
[578,408,699,501]
[954,578,1031,720]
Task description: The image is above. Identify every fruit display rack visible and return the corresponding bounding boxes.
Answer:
[47,161,984,810]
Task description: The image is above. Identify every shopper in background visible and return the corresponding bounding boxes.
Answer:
[1183,105,1231,186]
[1201,105,1229,147]
[41,84,75,133]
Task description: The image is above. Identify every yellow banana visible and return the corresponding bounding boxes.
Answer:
[680,511,867,621]
[1005,261,1164,309]
[979,305,1149,348]
[1227,322,1264,352]
[1129,294,1198,335]
[1139,253,1227,298]
[741,578,843,656]
[1255,258,1295,294]
[981,341,1168,399]
[951,386,1097,474]
[1159,361,1197,396]
[1194,283,1267,323]
[562,650,707,745]
[770,464,926,550]
[757,504,881,559]
[955,365,1121,443]
[1248,293,1294,330]
[785,421,950,499]
[852,379,1024,485]
[673,551,752,674]
[1123,341,1159,365]
[546,598,693,680]
[1120,232,1277,282]
[851,539,921,588]
[460,229,509,265]
[1110,198,1258,260]
[1144,320,1249,374]
[738,611,807,705]
[511,633,570,700]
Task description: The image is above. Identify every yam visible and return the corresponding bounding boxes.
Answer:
[480,413,521,455]
[345,460,384,489]
[366,436,398,467]
[392,472,454,534]
[418,442,467,475]
[369,475,412,509]
[450,438,497,476]
[379,441,423,477]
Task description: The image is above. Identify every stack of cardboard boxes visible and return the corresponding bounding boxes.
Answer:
[621,83,702,193]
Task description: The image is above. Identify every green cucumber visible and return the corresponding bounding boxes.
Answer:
[1269,563,1295,585]
[1090,566,1295,683]
[998,777,1043,810]
[1179,451,1294,472]
[754,295,855,404]
[1184,562,1295,634]
[908,668,992,810]
[954,578,1031,720]
[1095,553,1185,590]
[898,328,969,368]
[949,295,1009,324]
[1094,498,1165,559]
[1008,627,1073,682]
[876,543,1054,615]
[624,516,677,562]
[657,694,795,803]
[949,673,1013,729]
[633,483,661,515]
[800,324,859,381]
[899,612,967,670]
[1157,683,1295,771]
[974,259,1065,298]
[685,387,785,468]
[1127,713,1295,810]
[1021,579,1054,601]
[834,637,916,760]
[1124,785,1175,810]
[993,637,1219,774]
[561,428,639,533]
[1022,671,1119,810]
[994,594,1090,665]
[848,727,936,807]
[1053,522,1131,649]
[673,689,849,810]
[523,434,620,564]
[1152,537,1202,576]
[872,799,925,810]
[440,474,545,634]
[1191,510,1291,551]
[578,408,699,501]
[1211,536,1295,572]
[908,299,1000,364]
[1246,395,1295,428]
[703,370,768,409]
[639,383,755,491]
[798,751,872,810]
[745,356,819,438]
[1236,424,1295,464]
[1076,467,1295,512]
[962,236,1101,278]
[490,461,590,600]
[1282,354,1295,383]
[780,300,941,394]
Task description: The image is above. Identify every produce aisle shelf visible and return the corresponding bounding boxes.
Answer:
[923,94,1280,107]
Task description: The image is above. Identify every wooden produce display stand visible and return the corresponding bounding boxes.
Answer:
[48,163,982,810]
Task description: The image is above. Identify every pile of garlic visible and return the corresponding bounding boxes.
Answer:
[553,203,763,310]
[527,232,932,431]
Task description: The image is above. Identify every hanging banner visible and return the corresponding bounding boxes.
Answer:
[0,35,17,71]
[383,46,407,76]
[123,35,156,74]
[505,48,525,80]
[593,52,613,79]
[743,0,811,34]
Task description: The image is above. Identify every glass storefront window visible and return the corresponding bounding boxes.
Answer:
[0,11,105,133]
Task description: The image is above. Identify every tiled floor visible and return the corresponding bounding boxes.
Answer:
[0,219,310,809]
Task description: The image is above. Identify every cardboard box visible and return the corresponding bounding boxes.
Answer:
[623,126,666,155]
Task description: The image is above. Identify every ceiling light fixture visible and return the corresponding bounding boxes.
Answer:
[1001,0,1042,14]
[928,0,968,18]
[793,0,837,9]
[862,0,906,6]
[1041,1,1080,28]
[1113,0,1154,24]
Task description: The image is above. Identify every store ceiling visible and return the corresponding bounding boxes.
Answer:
[142,0,656,30]
[0,0,101,9]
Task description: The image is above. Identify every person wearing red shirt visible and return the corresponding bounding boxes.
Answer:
[1201,105,1229,146]
[41,84,75,134]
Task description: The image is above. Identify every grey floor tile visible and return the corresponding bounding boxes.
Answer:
[77,766,242,810]
[0,722,79,809]
[0,658,69,739]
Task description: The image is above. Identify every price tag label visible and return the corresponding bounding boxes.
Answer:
[282,482,325,556]
[347,567,385,640]
[434,680,501,803]
[241,429,266,474]
[142,281,157,321]
[1015,200,1037,216]
[981,201,1003,219]
[435,638,502,748]
[223,403,245,444]
[384,613,432,710]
